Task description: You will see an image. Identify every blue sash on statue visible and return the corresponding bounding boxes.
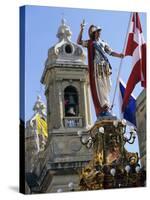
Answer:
[93,42,112,69]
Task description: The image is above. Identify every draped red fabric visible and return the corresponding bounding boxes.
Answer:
[87,40,102,116]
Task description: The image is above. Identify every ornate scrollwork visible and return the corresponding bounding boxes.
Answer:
[78,119,146,190]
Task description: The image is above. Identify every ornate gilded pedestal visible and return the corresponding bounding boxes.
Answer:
[78,118,146,190]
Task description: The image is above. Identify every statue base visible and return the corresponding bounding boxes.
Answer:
[79,118,146,190]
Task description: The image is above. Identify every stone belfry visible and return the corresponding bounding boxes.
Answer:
[39,18,92,192]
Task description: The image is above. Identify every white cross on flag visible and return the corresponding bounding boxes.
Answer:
[122,12,146,112]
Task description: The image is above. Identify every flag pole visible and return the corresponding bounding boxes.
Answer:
[110,12,133,111]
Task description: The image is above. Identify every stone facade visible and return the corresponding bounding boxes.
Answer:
[25,18,93,193]
[136,89,146,169]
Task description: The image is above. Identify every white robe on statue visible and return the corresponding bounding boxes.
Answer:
[93,39,112,108]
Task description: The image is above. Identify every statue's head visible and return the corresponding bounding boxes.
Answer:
[88,25,102,40]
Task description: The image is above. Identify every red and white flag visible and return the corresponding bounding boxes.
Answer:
[122,12,146,112]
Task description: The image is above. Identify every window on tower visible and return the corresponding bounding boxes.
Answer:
[64,86,79,117]
[65,44,73,54]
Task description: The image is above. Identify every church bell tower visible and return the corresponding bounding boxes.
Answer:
[40,18,92,192]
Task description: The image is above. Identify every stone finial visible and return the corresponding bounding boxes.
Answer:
[56,18,72,41]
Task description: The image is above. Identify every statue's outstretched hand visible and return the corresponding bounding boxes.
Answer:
[120,53,124,58]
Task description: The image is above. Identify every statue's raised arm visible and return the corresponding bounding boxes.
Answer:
[77,19,86,45]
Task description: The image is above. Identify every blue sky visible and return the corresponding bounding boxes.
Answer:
[23,5,146,152]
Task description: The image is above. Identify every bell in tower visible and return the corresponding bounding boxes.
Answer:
[64,86,78,117]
